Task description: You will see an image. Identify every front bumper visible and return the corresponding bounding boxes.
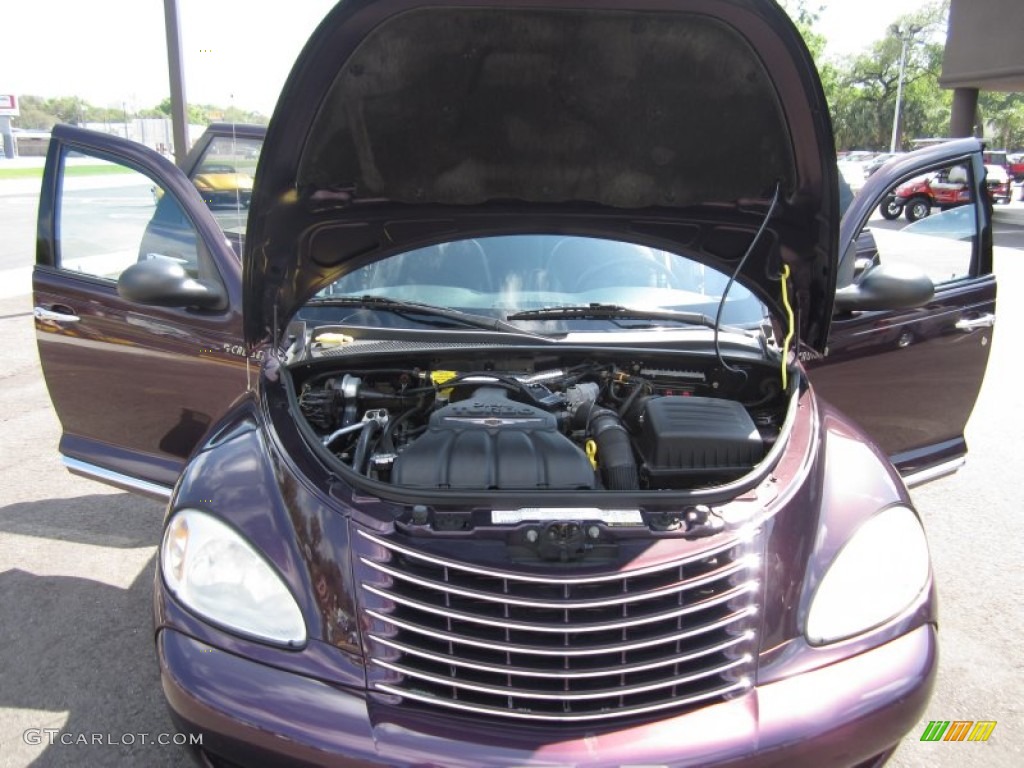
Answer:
[159,624,936,768]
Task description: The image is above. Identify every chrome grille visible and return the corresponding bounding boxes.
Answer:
[355,527,761,722]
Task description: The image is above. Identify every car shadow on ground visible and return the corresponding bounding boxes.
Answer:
[0,492,164,548]
[0,494,191,767]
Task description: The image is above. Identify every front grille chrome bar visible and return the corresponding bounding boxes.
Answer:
[374,679,752,723]
[373,655,750,701]
[358,528,750,584]
[370,632,750,679]
[360,554,757,610]
[363,580,757,633]
[366,606,757,657]
[357,525,762,722]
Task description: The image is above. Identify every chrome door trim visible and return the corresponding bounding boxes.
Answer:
[62,455,173,501]
[902,457,967,489]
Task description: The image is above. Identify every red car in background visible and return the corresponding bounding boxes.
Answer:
[889,163,1011,222]
[1008,153,1024,183]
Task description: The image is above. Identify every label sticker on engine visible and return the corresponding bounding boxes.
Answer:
[491,508,643,525]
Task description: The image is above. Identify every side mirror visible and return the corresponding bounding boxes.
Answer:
[117,258,226,310]
[834,263,934,313]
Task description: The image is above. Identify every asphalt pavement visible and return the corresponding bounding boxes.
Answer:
[0,174,1021,767]
[0,289,183,767]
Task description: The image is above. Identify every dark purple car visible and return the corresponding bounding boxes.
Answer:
[33,1,996,766]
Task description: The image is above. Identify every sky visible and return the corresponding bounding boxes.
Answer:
[2,0,935,118]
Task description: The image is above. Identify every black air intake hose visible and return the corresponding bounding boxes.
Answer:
[573,406,639,490]
[353,420,382,476]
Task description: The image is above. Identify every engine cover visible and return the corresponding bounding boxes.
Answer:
[391,387,596,490]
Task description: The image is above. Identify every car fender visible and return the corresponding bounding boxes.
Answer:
[154,396,366,688]
[757,399,934,684]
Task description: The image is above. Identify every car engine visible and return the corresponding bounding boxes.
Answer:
[293,347,782,492]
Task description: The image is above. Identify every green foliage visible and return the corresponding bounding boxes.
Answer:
[779,0,827,60]
[783,0,957,152]
[833,2,951,150]
[136,97,268,126]
[16,95,82,129]
[979,92,1024,149]
[779,0,841,100]
[13,95,268,130]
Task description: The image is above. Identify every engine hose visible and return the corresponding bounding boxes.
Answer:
[353,420,382,476]
[573,406,639,490]
[617,381,647,418]
[381,405,421,453]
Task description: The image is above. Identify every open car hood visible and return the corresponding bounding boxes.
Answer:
[245,0,837,349]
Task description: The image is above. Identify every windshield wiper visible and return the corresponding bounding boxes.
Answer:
[306,295,544,337]
[507,303,725,330]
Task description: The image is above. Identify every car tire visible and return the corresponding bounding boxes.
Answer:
[905,197,930,222]
[880,198,903,220]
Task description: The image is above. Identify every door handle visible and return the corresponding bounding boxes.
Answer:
[34,306,81,324]
[955,313,995,332]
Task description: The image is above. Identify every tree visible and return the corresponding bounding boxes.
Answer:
[13,95,90,129]
[828,1,950,150]
[779,0,839,94]
[978,92,1024,149]
[46,96,91,125]
[779,0,826,60]
[781,0,955,151]
[14,94,269,131]
[138,97,268,126]
[12,95,61,130]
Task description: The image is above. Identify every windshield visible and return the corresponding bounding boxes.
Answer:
[302,235,767,334]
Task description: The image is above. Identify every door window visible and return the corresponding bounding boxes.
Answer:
[190,135,260,237]
[56,149,202,281]
[851,160,981,290]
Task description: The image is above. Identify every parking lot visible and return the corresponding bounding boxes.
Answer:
[0,174,1022,767]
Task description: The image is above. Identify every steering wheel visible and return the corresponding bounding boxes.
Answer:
[573,258,678,291]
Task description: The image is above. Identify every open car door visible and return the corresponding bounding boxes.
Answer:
[34,126,248,499]
[807,138,995,487]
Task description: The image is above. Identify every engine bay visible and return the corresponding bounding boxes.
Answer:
[291,341,789,493]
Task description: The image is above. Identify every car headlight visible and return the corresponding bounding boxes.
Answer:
[161,509,306,646]
[806,505,930,645]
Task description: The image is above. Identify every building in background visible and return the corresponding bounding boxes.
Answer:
[942,0,1024,139]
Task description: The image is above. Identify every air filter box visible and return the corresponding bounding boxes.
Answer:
[634,396,763,483]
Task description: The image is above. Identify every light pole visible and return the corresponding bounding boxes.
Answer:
[889,24,921,153]
[163,0,189,167]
